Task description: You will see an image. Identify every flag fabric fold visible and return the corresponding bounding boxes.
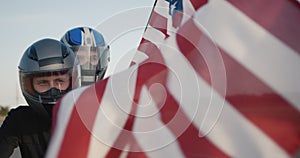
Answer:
[46,0,300,157]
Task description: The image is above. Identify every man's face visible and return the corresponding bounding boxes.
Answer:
[75,49,99,66]
[32,73,70,93]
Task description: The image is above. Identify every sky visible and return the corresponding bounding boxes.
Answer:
[0,0,155,108]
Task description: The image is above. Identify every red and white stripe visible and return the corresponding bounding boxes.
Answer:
[46,0,300,157]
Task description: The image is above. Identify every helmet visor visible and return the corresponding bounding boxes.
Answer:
[71,45,110,86]
[72,46,107,69]
[19,69,74,105]
[31,70,71,93]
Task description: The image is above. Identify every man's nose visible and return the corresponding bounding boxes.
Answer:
[49,81,61,89]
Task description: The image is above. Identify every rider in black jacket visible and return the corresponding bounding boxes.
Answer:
[0,38,78,158]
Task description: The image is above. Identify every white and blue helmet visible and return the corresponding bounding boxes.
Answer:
[61,26,110,86]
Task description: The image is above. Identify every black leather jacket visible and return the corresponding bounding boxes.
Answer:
[0,105,51,158]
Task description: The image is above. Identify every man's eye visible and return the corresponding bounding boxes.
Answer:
[56,79,66,83]
[37,81,48,86]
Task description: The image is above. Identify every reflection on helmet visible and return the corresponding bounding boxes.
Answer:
[61,26,110,87]
[18,38,79,107]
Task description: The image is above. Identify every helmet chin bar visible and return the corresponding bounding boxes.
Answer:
[80,68,97,86]
[23,87,68,120]
[38,95,57,105]
[95,67,107,82]
[38,87,70,104]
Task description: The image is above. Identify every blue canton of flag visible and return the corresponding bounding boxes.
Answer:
[166,0,183,15]
[166,0,183,28]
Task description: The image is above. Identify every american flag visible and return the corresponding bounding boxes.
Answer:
[46,0,300,157]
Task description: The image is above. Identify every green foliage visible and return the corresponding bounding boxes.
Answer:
[0,106,9,116]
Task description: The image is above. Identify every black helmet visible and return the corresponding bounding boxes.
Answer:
[61,26,110,86]
[18,38,79,117]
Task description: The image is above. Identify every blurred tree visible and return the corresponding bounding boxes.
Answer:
[0,106,9,117]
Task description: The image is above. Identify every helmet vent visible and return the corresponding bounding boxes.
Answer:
[39,57,64,67]
[28,46,38,61]
[61,45,70,58]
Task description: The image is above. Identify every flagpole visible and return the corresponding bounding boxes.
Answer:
[142,0,157,33]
